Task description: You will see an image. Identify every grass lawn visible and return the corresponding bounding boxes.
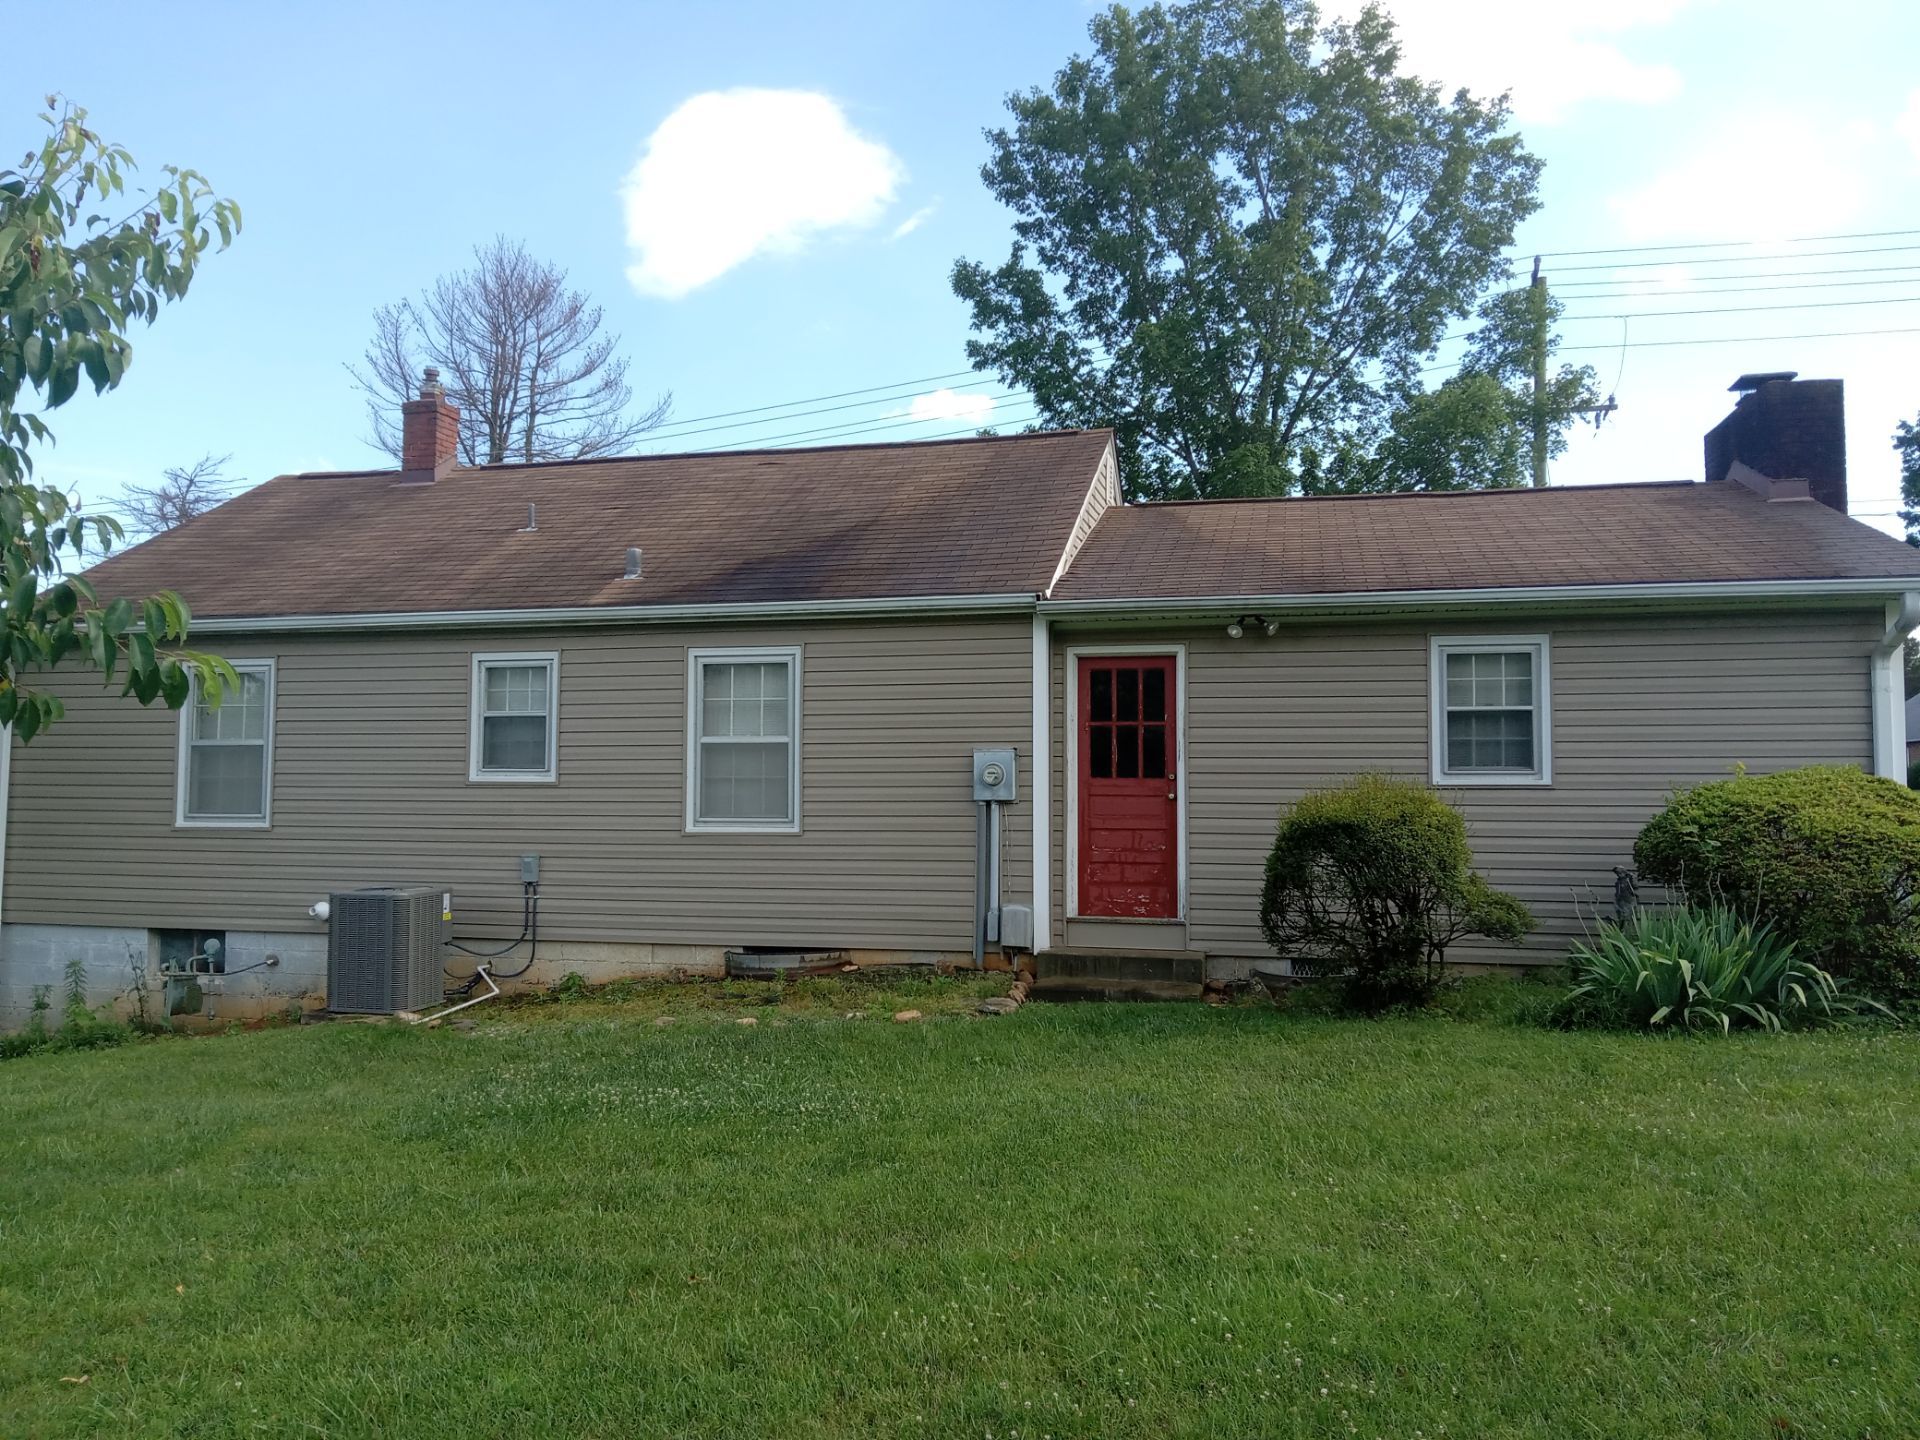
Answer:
[3,976,1917,1438]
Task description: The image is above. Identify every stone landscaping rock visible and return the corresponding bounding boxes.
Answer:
[736,1016,758,1027]
[976,997,1020,1015]
[450,1019,478,1032]
[892,1009,923,1023]
[653,1015,676,1027]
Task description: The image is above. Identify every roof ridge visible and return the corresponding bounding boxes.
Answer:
[290,426,1114,480]
[1128,480,1703,509]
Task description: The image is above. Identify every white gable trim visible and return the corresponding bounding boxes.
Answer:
[1044,438,1121,598]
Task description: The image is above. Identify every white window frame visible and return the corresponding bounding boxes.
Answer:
[468,651,559,783]
[685,645,802,834]
[1429,634,1552,787]
[175,658,276,828]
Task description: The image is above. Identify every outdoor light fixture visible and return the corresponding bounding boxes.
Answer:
[1225,614,1273,640]
[1225,620,1244,639]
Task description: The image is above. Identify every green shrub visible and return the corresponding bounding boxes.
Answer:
[1561,905,1888,1032]
[1260,774,1532,1011]
[1634,765,1920,1003]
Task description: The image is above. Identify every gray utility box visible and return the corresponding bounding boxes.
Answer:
[972,747,1018,802]
[327,885,448,1014]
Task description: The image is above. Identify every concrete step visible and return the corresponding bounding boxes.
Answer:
[1032,948,1206,1002]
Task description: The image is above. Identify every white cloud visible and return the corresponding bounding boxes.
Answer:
[1897,90,1920,168]
[889,203,938,241]
[621,89,905,299]
[1605,112,1871,242]
[905,389,995,425]
[1334,0,1695,123]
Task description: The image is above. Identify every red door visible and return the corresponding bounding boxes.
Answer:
[1077,654,1179,918]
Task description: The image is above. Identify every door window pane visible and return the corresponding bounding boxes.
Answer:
[1142,726,1167,779]
[1090,669,1113,723]
[1143,668,1166,723]
[1090,726,1112,778]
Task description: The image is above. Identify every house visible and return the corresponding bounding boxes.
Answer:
[3,370,1918,1021]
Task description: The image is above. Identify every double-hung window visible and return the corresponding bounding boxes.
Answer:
[1430,636,1551,785]
[177,660,275,826]
[469,652,558,782]
[687,647,800,832]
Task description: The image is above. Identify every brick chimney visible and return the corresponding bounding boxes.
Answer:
[1704,372,1846,513]
[400,367,461,482]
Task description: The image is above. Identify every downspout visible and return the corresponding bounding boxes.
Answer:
[1870,592,1920,781]
[0,724,10,932]
[1030,614,1051,954]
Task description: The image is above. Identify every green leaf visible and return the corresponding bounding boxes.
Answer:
[102,596,133,635]
[45,361,79,409]
[158,661,189,709]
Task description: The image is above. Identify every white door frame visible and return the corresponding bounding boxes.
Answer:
[1063,643,1188,922]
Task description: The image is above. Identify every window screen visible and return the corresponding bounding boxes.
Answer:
[471,655,556,780]
[180,664,273,823]
[691,652,798,828]
[1433,640,1549,783]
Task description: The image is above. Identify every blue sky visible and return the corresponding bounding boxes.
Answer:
[10,0,1920,533]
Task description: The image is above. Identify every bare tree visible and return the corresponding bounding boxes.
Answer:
[350,237,669,466]
[121,453,238,534]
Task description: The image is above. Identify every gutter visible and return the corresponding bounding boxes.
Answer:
[1038,576,1920,618]
[186,591,1042,635]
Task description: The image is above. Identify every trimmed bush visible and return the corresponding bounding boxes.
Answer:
[1634,765,1920,1003]
[1561,905,1887,1033]
[1260,774,1532,1011]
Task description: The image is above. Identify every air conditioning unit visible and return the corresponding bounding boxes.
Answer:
[327,886,448,1014]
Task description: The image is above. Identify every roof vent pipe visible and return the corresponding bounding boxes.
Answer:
[623,546,642,580]
[520,503,537,532]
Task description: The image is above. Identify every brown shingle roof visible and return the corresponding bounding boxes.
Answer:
[1050,481,1920,601]
[81,430,1115,619]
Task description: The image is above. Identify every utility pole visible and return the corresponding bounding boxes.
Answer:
[1530,255,1548,488]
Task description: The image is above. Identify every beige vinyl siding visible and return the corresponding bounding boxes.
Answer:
[4,617,1034,951]
[1051,609,1878,964]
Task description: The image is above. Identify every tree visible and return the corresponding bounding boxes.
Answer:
[352,237,670,466]
[121,453,238,535]
[952,0,1568,500]
[1895,411,1920,547]
[0,99,240,741]
[1339,287,1599,493]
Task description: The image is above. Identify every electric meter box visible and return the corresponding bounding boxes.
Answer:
[972,747,1018,803]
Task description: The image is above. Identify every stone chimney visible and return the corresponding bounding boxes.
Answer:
[1704,372,1847,513]
[400,367,461,482]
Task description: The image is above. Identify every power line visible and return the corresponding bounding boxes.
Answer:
[1416,322,1920,381]
[644,379,1018,445]
[1559,294,1920,323]
[642,367,985,436]
[1554,274,1920,301]
[695,393,1030,451]
[1554,323,1920,354]
[760,406,1051,451]
[1536,227,1920,260]
[1553,262,1920,290]
[1551,243,1920,274]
